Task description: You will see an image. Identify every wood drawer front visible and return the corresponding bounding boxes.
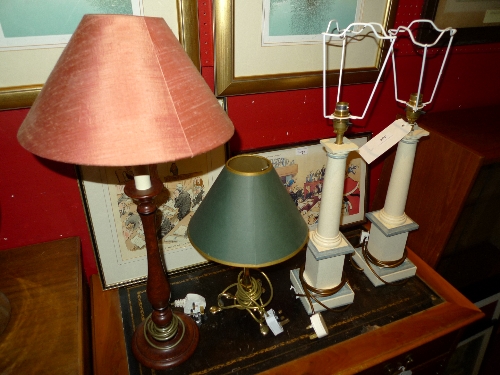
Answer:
[357,331,457,375]
[411,354,449,375]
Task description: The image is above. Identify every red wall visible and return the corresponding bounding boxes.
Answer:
[225,44,500,206]
[222,0,500,213]
[0,109,97,278]
[1,0,500,281]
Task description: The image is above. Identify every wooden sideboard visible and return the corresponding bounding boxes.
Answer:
[0,237,90,374]
[90,248,483,375]
[373,106,500,301]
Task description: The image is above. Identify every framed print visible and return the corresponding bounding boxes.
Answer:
[420,0,500,45]
[79,146,227,290]
[243,132,370,230]
[261,0,364,46]
[0,0,200,110]
[214,0,399,96]
[0,0,142,49]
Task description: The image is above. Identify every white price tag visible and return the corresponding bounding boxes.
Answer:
[295,147,308,156]
[358,119,412,164]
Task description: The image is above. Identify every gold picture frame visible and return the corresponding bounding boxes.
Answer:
[79,145,227,290]
[0,0,200,110]
[420,0,500,45]
[241,132,371,231]
[214,0,399,96]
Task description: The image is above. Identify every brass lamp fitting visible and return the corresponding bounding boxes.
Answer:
[333,102,350,145]
[209,268,274,336]
[405,93,423,126]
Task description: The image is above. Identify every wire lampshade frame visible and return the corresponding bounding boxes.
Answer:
[322,19,457,121]
[322,21,397,121]
[389,20,456,112]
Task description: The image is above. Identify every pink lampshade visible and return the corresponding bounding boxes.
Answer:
[17,14,234,166]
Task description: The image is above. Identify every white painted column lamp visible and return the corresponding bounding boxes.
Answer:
[353,21,457,286]
[291,22,397,313]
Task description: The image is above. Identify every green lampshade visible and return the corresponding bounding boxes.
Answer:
[188,155,308,268]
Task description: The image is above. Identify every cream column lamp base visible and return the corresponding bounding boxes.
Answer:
[353,126,429,286]
[291,137,357,314]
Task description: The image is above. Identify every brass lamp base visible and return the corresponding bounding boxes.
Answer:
[210,268,273,335]
[132,311,199,370]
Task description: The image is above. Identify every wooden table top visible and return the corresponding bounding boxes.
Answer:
[90,248,483,375]
[0,237,89,374]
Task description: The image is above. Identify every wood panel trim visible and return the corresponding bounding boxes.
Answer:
[91,275,129,375]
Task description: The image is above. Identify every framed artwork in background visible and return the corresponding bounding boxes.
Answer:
[242,132,371,231]
[213,0,399,96]
[419,0,500,45]
[0,0,200,110]
[78,146,227,290]
[261,0,364,46]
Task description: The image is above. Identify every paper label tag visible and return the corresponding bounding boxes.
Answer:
[295,147,308,156]
[358,119,411,164]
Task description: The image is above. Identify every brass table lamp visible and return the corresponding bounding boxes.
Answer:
[188,155,308,335]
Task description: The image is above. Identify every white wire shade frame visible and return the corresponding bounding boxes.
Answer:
[389,20,456,112]
[323,20,457,120]
[322,21,397,120]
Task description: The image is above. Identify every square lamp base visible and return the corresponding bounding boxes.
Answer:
[290,268,354,315]
[351,247,416,287]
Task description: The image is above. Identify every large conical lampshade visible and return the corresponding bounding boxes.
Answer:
[188,155,308,267]
[17,14,234,167]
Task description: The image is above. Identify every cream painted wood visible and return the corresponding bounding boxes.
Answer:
[302,138,358,293]
[304,249,345,289]
[311,138,358,248]
[379,127,429,226]
[369,224,409,261]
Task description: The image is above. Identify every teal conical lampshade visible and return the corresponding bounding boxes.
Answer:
[188,155,308,268]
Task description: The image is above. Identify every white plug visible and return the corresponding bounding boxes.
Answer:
[360,230,369,245]
[265,309,284,336]
[308,312,329,339]
[173,293,206,315]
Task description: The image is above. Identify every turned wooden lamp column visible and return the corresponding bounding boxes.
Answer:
[16,15,234,369]
[125,170,200,367]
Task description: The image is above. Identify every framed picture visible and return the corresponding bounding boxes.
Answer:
[420,0,500,45]
[78,146,227,290]
[261,0,364,46]
[0,0,200,110]
[213,0,399,96]
[242,132,371,231]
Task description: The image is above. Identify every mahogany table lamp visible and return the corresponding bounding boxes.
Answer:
[17,14,234,369]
